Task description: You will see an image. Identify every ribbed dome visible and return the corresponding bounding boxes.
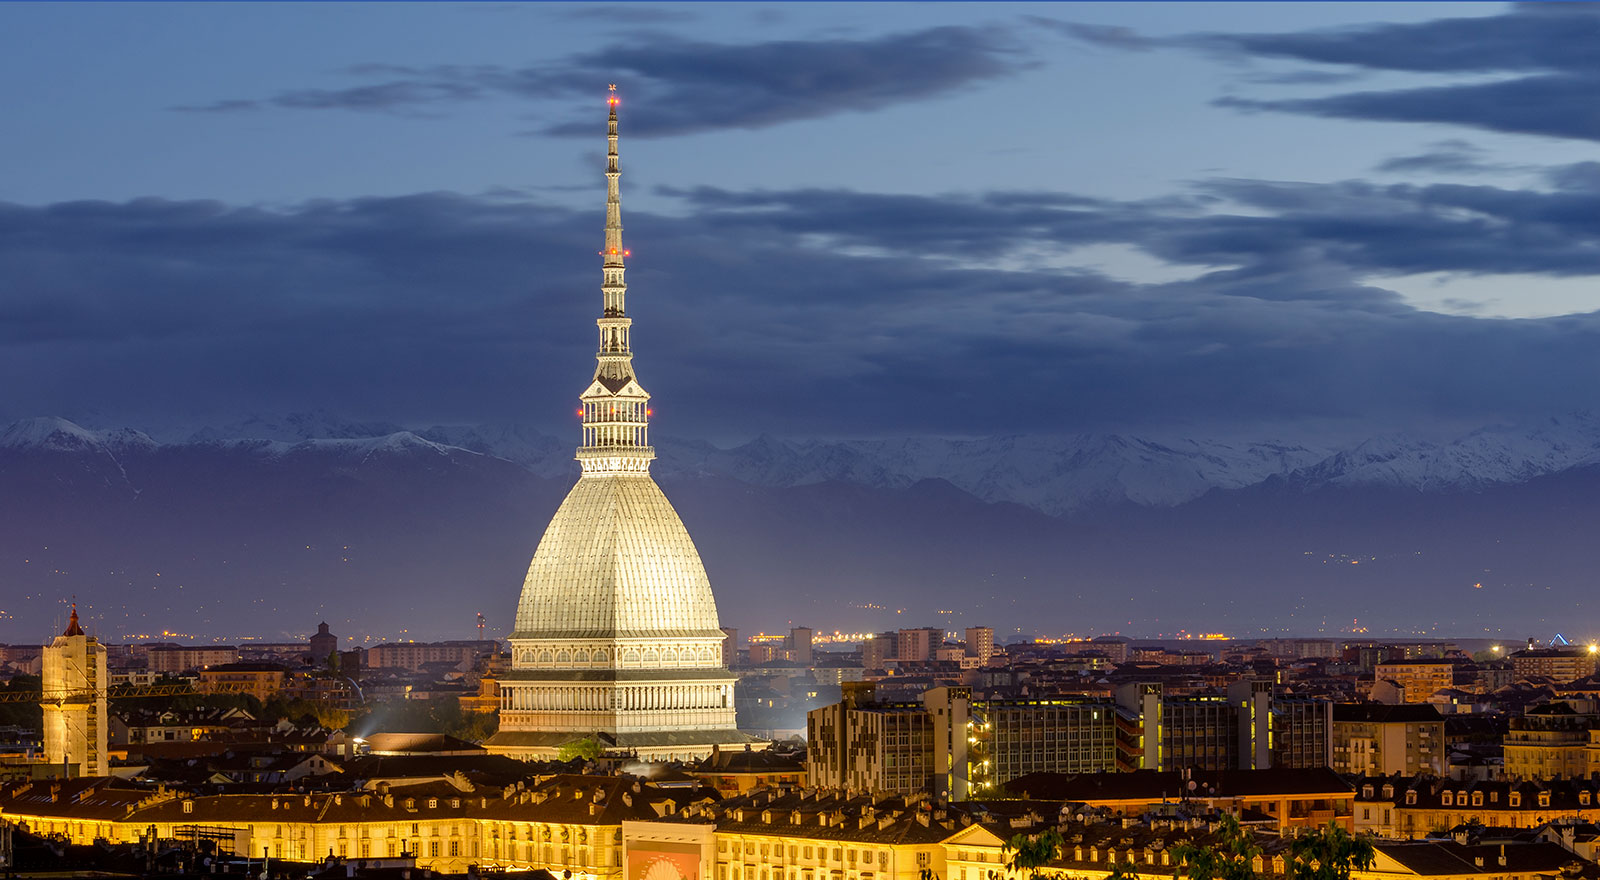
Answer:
[512,473,724,639]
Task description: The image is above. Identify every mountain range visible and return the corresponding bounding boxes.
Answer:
[3,412,1599,644]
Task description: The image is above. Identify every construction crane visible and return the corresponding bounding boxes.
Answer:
[0,681,257,704]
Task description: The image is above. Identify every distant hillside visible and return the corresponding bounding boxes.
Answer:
[1,415,1597,642]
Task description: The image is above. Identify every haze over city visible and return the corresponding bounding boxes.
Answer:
[6,2,1600,643]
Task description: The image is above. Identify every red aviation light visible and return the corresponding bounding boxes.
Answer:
[645,408,654,417]
[623,250,631,256]
[576,408,585,418]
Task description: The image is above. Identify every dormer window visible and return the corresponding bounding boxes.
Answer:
[428,798,438,809]
[1383,785,1395,799]
[1510,792,1522,807]
[1580,792,1591,806]
[1363,785,1374,799]
[1405,791,1418,805]
[1539,793,1551,808]
[1472,792,1483,807]
[1442,792,1453,807]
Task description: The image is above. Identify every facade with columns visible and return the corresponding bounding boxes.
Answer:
[485,89,756,762]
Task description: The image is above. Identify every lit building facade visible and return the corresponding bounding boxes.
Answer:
[1331,704,1445,776]
[1373,661,1456,703]
[1503,703,1592,780]
[367,640,498,672]
[145,646,239,675]
[964,627,994,666]
[808,685,1127,798]
[1510,647,1598,683]
[40,606,107,777]
[486,90,749,761]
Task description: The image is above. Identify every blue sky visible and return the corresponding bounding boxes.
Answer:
[4,2,1600,439]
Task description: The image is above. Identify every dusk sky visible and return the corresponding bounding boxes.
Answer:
[6,2,1600,442]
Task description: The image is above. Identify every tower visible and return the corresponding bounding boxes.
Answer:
[485,88,757,761]
[41,605,108,777]
[308,621,337,664]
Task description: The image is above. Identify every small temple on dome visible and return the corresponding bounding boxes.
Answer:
[485,89,760,762]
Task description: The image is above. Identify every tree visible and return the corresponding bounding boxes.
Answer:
[1287,821,1375,880]
[1171,814,1260,880]
[557,736,605,762]
[1004,828,1065,880]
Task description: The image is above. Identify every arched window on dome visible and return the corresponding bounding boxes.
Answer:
[555,651,571,664]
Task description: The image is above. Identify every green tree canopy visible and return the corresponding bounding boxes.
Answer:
[1004,828,1065,880]
[557,736,605,762]
[1171,814,1261,880]
[1287,821,1375,880]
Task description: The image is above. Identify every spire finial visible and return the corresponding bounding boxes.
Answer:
[64,601,83,637]
[576,86,654,475]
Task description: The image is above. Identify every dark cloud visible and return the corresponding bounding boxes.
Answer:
[1191,7,1600,74]
[1237,69,1366,86]
[553,5,697,23]
[1549,162,1600,192]
[1217,74,1600,143]
[1026,18,1159,51]
[6,168,1600,436]
[1051,5,1600,143]
[173,26,1029,137]
[1374,140,1519,176]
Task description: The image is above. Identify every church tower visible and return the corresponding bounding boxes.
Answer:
[41,604,108,777]
[486,88,756,761]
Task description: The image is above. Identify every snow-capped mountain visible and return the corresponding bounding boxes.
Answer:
[25,411,1600,516]
[1285,414,1600,492]
[8,412,1600,641]
[1,416,156,454]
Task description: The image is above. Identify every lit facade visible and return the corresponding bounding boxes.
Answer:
[1331,704,1446,776]
[40,606,107,777]
[1354,776,1600,839]
[1503,704,1591,780]
[486,90,749,762]
[1373,661,1455,703]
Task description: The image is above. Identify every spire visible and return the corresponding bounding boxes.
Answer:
[604,84,625,270]
[577,85,654,475]
[63,602,83,637]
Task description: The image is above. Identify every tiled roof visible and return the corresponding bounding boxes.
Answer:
[1004,768,1351,802]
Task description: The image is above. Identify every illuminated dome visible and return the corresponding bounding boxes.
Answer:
[512,473,724,640]
[485,87,757,762]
